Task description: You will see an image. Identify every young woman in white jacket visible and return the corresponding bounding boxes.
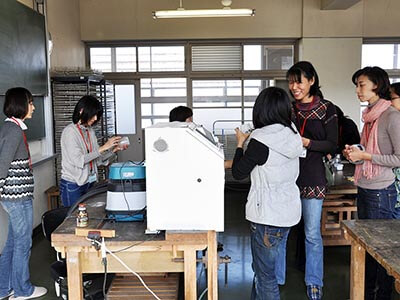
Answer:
[231,87,303,300]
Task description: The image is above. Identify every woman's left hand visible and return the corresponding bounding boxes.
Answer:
[302,137,311,148]
[235,128,250,148]
[346,145,372,162]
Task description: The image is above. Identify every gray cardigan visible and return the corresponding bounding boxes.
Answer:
[358,105,400,189]
[61,123,110,186]
[0,121,34,201]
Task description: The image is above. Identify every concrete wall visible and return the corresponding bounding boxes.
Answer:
[79,0,302,40]
[300,38,363,125]
[48,0,85,68]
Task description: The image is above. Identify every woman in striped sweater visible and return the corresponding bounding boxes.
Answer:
[0,88,47,300]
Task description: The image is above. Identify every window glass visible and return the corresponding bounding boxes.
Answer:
[138,46,184,72]
[90,48,112,72]
[362,44,400,69]
[116,47,136,72]
[193,80,242,107]
[244,45,294,70]
[193,108,241,133]
[115,85,136,134]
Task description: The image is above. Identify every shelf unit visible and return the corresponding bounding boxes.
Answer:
[51,73,115,183]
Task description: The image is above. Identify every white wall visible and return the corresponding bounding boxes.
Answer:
[300,38,363,125]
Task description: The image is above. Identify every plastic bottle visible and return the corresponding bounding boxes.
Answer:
[76,203,89,227]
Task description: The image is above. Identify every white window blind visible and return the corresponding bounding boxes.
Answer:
[192,45,241,71]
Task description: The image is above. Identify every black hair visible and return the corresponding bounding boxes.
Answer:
[252,87,297,134]
[351,66,391,100]
[169,106,193,122]
[286,61,324,99]
[334,105,344,121]
[390,82,400,98]
[72,95,103,125]
[4,87,33,119]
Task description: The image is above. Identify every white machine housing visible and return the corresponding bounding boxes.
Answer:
[145,122,225,231]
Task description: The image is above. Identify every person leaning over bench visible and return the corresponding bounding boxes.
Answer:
[60,95,127,208]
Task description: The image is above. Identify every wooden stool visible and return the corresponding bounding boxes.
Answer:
[45,186,60,210]
[321,197,357,246]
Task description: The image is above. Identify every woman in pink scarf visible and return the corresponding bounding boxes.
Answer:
[343,66,400,300]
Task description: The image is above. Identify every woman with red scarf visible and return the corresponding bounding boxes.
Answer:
[344,66,400,300]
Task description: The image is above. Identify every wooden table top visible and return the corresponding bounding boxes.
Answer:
[342,219,400,279]
[52,193,165,244]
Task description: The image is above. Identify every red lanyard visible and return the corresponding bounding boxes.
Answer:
[76,124,93,172]
[10,117,32,170]
[296,96,315,136]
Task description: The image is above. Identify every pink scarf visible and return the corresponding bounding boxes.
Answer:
[354,99,392,184]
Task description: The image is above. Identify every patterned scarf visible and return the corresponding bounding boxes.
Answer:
[354,99,392,184]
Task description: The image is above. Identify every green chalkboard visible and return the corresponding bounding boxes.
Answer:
[0,96,45,141]
[0,0,48,96]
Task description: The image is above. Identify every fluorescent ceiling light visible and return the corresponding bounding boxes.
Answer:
[153,1,255,19]
[153,8,255,19]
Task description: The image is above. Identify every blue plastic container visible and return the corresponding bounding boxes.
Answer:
[108,162,146,180]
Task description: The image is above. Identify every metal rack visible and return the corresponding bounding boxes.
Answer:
[51,74,115,184]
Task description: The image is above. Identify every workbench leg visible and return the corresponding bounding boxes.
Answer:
[184,247,197,300]
[350,241,365,300]
[207,230,218,300]
[66,250,83,300]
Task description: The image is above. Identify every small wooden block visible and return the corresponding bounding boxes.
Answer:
[75,227,115,238]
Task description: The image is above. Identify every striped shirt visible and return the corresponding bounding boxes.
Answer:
[0,120,34,202]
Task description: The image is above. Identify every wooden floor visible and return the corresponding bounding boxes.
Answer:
[107,273,179,299]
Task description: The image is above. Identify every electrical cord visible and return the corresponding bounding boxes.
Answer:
[92,238,161,300]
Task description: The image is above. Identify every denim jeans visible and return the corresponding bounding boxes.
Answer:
[250,222,290,300]
[302,198,324,287]
[60,179,93,207]
[357,183,397,300]
[0,199,34,298]
[275,228,290,285]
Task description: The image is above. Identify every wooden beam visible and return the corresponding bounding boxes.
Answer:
[321,0,361,10]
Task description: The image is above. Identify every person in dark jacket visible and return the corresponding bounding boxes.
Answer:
[286,61,338,300]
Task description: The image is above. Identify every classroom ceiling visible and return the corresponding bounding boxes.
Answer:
[321,0,362,10]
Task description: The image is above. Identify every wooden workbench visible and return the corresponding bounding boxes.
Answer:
[342,219,400,300]
[51,193,218,300]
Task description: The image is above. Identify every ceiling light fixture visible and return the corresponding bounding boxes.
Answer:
[153,0,255,19]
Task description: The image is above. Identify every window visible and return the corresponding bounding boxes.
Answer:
[138,46,184,72]
[362,44,399,69]
[87,41,294,134]
[141,78,187,127]
[360,42,400,125]
[116,47,136,72]
[244,45,294,70]
[90,48,112,72]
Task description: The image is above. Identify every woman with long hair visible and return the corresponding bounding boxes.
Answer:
[286,61,338,300]
[344,68,400,299]
[231,87,303,299]
[0,87,47,299]
[60,95,125,207]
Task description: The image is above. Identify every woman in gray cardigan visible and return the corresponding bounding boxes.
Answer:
[0,87,47,299]
[60,95,123,207]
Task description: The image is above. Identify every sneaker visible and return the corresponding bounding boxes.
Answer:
[0,290,14,300]
[9,287,47,300]
[307,285,322,300]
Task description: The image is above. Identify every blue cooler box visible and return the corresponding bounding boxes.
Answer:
[106,162,146,220]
